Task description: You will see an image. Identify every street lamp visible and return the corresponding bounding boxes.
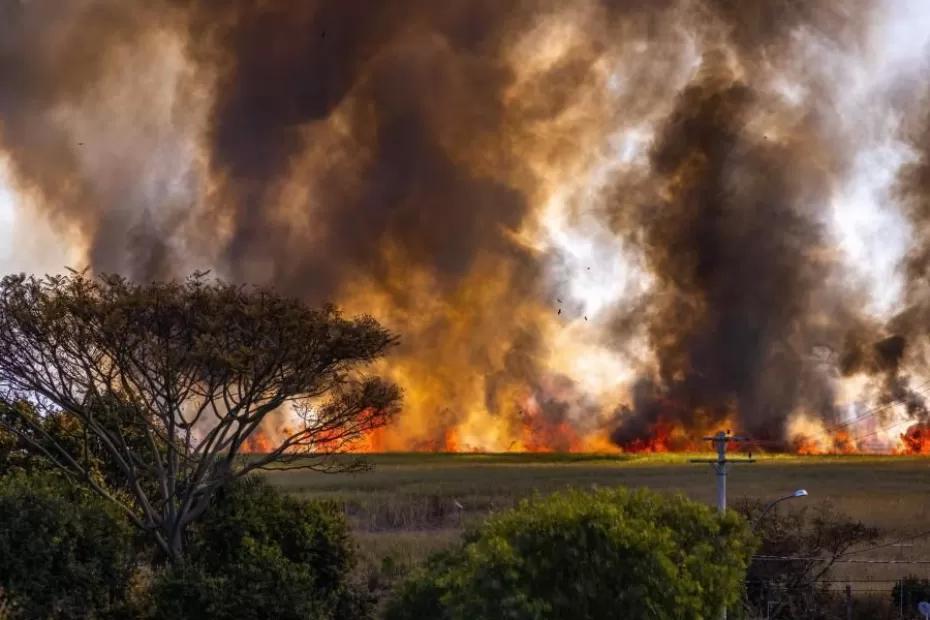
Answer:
[754,489,808,529]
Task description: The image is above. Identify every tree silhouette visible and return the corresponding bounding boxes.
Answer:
[0,271,401,562]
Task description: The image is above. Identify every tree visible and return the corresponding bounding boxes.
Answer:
[0,272,401,563]
[733,498,881,619]
[149,477,366,620]
[385,487,756,620]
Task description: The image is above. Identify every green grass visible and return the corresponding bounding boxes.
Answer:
[262,453,930,527]
[260,453,930,592]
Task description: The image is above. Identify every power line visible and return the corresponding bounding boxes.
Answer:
[849,416,925,445]
[823,379,930,433]
[753,555,930,565]
[841,528,930,557]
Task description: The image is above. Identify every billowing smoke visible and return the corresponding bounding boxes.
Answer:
[610,55,855,445]
[1,0,929,451]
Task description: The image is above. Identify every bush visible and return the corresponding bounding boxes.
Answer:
[892,577,930,619]
[149,477,366,620]
[0,473,136,619]
[385,487,756,620]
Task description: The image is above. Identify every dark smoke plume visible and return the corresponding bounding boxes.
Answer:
[607,2,893,448]
[610,60,844,444]
[1,0,928,450]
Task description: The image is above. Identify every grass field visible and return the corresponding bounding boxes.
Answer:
[261,453,930,601]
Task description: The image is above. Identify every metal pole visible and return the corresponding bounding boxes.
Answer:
[714,433,727,513]
[715,432,728,620]
[716,432,727,620]
[690,431,754,620]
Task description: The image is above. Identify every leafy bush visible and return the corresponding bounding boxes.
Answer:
[385,487,755,620]
[0,473,136,619]
[149,477,366,620]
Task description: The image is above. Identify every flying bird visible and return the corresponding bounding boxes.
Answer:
[557,308,561,315]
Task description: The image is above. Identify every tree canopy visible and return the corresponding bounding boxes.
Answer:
[0,271,401,561]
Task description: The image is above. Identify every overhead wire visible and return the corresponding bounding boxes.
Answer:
[823,378,930,434]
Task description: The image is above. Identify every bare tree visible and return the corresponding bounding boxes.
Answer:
[734,498,881,619]
[0,271,401,562]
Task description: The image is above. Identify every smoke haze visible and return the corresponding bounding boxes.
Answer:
[2,0,930,451]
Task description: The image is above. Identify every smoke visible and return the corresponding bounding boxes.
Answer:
[609,51,852,444]
[1,0,929,450]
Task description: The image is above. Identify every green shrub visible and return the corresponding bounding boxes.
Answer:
[149,477,366,619]
[0,473,136,619]
[385,487,756,620]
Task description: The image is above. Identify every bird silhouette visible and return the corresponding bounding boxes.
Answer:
[584,315,588,321]
[557,308,561,315]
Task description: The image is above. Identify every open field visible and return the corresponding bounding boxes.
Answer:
[261,453,930,598]
[262,452,930,531]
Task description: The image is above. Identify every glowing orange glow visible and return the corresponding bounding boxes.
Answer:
[791,434,820,456]
[242,431,272,454]
[900,424,930,455]
[614,420,707,453]
[519,399,582,453]
[240,405,930,456]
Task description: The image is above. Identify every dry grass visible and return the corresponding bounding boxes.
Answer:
[261,453,930,598]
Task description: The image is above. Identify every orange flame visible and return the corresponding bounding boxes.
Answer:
[790,429,857,455]
[615,419,709,453]
[242,431,272,454]
[900,423,930,455]
[519,401,581,452]
[239,403,930,456]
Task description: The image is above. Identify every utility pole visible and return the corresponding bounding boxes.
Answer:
[691,431,754,513]
[691,430,755,620]
[845,583,852,620]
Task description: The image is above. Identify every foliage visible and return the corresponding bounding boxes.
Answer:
[149,477,367,620]
[0,399,154,495]
[0,271,400,561]
[385,487,756,620]
[733,498,881,619]
[892,576,930,619]
[0,473,136,620]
